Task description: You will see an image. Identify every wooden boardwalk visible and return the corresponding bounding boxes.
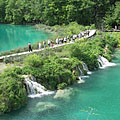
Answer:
[0,30,96,61]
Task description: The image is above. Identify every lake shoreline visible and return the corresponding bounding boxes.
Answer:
[0,24,51,56]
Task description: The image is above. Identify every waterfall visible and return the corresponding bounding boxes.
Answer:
[78,76,85,84]
[82,62,92,75]
[77,66,85,83]
[98,62,102,68]
[23,75,54,98]
[78,66,84,76]
[97,56,116,68]
[82,63,88,71]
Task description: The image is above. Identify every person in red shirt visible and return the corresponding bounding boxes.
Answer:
[28,42,32,52]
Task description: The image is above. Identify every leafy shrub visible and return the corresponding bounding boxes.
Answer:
[13,67,23,74]
[24,54,43,67]
[0,70,27,113]
[57,83,67,89]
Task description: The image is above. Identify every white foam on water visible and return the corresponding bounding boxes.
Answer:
[98,56,116,69]
[78,76,85,84]
[87,71,92,75]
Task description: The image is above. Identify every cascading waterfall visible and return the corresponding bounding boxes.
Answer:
[77,66,85,84]
[82,62,92,75]
[78,66,84,76]
[82,63,88,71]
[23,75,54,98]
[98,62,101,68]
[97,56,116,68]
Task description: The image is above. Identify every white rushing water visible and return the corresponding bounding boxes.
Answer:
[77,63,93,84]
[78,76,85,84]
[23,75,54,98]
[78,66,84,76]
[97,56,116,69]
[78,66,85,84]
[82,62,92,75]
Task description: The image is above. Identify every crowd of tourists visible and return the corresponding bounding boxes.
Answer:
[28,30,90,52]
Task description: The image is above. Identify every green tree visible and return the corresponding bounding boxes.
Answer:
[104,1,120,29]
[0,70,27,113]
[0,0,6,22]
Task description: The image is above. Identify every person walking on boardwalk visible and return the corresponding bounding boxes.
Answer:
[61,38,64,44]
[51,40,54,47]
[88,30,90,36]
[56,38,59,45]
[39,42,41,49]
[48,40,50,47]
[67,36,70,42]
[43,41,46,48]
[70,35,73,42]
[64,37,67,43]
[28,42,32,52]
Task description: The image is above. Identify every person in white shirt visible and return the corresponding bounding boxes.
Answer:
[73,35,77,42]
[48,40,50,47]
[78,33,82,40]
[39,42,41,49]
[67,36,69,42]
[56,38,59,45]
[64,37,67,43]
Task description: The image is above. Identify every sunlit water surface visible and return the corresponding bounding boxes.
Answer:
[0,24,51,52]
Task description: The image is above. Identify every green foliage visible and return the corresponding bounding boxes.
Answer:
[64,22,83,36]
[57,83,67,90]
[0,68,27,113]
[0,0,6,22]
[22,56,77,90]
[38,63,75,90]
[24,54,43,67]
[65,31,119,70]
[13,67,23,74]
[104,1,120,29]
[0,0,118,27]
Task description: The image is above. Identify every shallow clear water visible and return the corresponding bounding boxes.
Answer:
[1,50,120,120]
[0,24,51,52]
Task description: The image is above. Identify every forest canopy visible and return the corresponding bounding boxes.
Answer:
[0,0,119,28]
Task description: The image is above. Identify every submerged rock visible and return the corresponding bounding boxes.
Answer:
[54,88,74,100]
[30,102,57,113]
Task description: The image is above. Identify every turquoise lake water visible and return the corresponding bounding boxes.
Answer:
[1,50,120,120]
[0,24,51,52]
